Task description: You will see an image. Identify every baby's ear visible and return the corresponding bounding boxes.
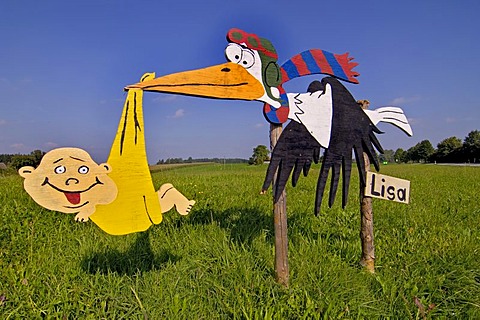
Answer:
[18,166,35,178]
[100,163,112,173]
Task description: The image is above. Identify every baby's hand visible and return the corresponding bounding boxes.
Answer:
[75,212,90,222]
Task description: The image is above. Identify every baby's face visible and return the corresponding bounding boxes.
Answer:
[19,148,117,214]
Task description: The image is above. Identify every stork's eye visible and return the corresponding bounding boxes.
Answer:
[225,44,256,69]
[225,43,242,64]
[240,50,255,68]
[78,165,89,174]
[54,165,66,174]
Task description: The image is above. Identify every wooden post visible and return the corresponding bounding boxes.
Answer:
[270,123,289,287]
[358,100,375,273]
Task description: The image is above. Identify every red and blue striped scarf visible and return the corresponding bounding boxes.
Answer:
[263,49,359,124]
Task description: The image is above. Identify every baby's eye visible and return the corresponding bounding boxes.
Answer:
[78,166,89,174]
[54,165,66,174]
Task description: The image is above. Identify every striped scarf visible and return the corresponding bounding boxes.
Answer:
[263,49,360,124]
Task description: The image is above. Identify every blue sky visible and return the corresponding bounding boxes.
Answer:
[1,0,479,163]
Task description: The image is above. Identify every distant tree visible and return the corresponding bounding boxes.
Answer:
[10,155,37,170]
[378,149,395,163]
[165,158,183,164]
[248,145,269,165]
[404,146,414,162]
[30,149,45,165]
[431,136,462,163]
[437,137,462,157]
[463,130,480,163]
[0,154,14,164]
[394,148,407,163]
[406,140,434,163]
[9,150,45,170]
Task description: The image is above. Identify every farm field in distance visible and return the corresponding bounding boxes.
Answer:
[1,163,479,318]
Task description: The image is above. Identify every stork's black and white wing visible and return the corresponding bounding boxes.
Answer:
[262,120,322,203]
[314,78,384,214]
[262,77,384,215]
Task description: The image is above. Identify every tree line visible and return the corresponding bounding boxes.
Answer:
[0,150,45,170]
[0,151,248,170]
[382,130,480,164]
[2,130,478,170]
[248,130,480,165]
[156,157,248,164]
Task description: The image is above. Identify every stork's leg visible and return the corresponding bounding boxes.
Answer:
[158,183,195,216]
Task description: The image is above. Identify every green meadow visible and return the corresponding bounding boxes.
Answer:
[1,164,479,318]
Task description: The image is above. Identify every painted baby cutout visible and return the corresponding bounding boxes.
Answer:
[18,145,195,233]
[18,79,195,235]
[19,147,117,222]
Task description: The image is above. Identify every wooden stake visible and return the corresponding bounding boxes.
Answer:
[270,123,289,287]
[358,100,375,273]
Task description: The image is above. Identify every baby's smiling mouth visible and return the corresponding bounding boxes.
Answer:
[41,177,103,205]
[64,192,81,205]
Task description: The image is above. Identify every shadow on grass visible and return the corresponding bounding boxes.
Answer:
[80,230,181,275]
[187,206,274,246]
[187,205,359,265]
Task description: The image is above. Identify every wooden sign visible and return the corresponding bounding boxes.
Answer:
[365,171,410,204]
[19,73,195,235]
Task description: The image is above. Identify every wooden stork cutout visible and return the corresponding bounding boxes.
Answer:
[19,74,195,235]
[125,28,413,284]
[125,28,413,214]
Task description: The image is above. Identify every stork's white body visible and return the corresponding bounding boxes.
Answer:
[287,84,334,148]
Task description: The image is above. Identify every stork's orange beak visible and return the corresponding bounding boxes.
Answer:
[125,62,265,101]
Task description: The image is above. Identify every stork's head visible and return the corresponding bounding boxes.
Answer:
[226,28,282,107]
[125,28,283,108]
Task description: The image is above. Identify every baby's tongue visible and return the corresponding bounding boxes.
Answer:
[65,192,81,204]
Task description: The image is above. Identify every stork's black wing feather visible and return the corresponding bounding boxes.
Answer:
[262,121,321,202]
[262,76,384,216]
[313,77,383,215]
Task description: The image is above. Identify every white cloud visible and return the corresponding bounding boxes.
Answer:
[0,77,31,91]
[44,142,59,149]
[21,77,32,84]
[168,108,185,119]
[153,95,178,103]
[406,117,421,125]
[0,119,6,126]
[0,78,11,90]
[10,143,26,151]
[390,97,407,105]
[389,95,421,105]
[255,123,264,128]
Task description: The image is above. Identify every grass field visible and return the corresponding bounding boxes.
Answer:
[1,163,479,318]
